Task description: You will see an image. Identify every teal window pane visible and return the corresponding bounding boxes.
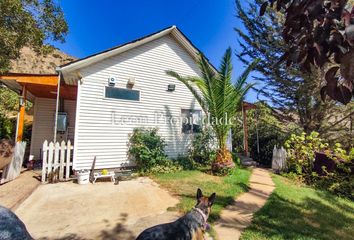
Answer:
[105,87,140,101]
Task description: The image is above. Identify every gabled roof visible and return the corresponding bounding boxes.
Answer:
[57,26,215,75]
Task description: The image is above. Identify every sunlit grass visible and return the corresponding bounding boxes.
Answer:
[151,167,251,222]
[241,175,354,240]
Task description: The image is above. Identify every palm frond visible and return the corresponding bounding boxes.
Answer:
[165,70,207,112]
[217,48,234,120]
[197,54,218,118]
[166,48,258,153]
[235,58,260,89]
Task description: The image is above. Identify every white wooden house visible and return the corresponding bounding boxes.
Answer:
[0,26,208,170]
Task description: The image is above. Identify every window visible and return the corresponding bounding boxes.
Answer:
[105,87,140,101]
[181,109,202,134]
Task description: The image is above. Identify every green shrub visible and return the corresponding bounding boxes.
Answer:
[128,128,174,173]
[313,144,354,199]
[189,127,216,166]
[232,152,241,166]
[284,131,328,181]
[175,155,197,170]
[0,113,16,139]
[147,161,182,174]
[284,131,354,199]
[173,127,217,171]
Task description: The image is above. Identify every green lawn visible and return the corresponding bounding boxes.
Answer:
[241,175,354,240]
[151,167,251,222]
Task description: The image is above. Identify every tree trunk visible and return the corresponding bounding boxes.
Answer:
[212,147,235,175]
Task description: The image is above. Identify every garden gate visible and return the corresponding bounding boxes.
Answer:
[41,140,73,183]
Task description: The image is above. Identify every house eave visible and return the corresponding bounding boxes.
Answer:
[58,26,176,74]
[57,25,217,84]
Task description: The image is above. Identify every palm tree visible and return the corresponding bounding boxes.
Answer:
[166,47,257,173]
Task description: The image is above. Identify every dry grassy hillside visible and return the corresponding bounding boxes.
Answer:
[1,47,77,126]
[10,47,76,74]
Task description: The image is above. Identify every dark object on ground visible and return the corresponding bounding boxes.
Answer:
[314,152,338,175]
[0,205,32,240]
[0,139,15,170]
[136,189,215,240]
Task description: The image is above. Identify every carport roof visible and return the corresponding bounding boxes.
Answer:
[0,73,77,101]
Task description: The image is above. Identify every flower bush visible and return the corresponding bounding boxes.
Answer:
[284,132,328,181]
[128,128,181,173]
[315,144,354,199]
[284,131,354,199]
[188,127,216,166]
[175,155,197,170]
[174,127,218,171]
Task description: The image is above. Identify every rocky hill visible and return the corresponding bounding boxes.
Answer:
[10,47,76,74]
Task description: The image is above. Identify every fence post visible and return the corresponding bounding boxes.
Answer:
[41,140,48,183]
[59,141,66,180]
[272,146,287,171]
[53,142,60,172]
[272,145,277,169]
[47,142,54,175]
[65,140,71,180]
[280,147,287,170]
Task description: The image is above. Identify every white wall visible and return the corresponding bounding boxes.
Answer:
[74,35,203,170]
[30,98,76,160]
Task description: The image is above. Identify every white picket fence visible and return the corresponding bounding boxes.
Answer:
[272,146,287,171]
[41,140,73,183]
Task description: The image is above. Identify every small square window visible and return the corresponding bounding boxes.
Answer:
[105,87,140,101]
[181,109,202,134]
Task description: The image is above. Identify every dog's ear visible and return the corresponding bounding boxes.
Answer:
[208,193,216,206]
[197,188,203,200]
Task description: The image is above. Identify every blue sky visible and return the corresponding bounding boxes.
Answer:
[52,0,259,101]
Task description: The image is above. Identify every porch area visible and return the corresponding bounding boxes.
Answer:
[0,73,77,161]
[0,73,77,185]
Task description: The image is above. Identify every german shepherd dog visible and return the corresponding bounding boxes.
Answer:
[136,189,216,240]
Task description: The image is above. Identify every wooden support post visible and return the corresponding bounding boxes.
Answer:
[53,74,61,142]
[16,85,27,142]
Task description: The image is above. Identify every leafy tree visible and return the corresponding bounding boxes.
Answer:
[0,86,18,113]
[0,0,67,139]
[260,0,354,104]
[0,85,18,139]
[166,48,255,173]
[235,0,338,134]
[0,0,68,73]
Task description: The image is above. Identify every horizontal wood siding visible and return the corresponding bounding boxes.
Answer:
[30,98,76,160]
[74,35,202,170]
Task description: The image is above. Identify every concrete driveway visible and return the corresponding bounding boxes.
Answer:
[15,177,179,240]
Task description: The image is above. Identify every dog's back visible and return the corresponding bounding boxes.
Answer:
[0,206,32,240]
[136,211,204,240]
[136,189,215,240]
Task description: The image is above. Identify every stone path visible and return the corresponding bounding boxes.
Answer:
[0,170,41,210]
[214,168,275,240]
